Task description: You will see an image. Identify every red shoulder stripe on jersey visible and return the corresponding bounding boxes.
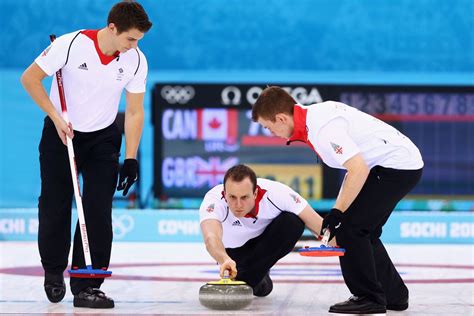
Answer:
[82,30,120,65]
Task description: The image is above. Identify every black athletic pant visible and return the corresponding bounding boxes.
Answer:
[38,116,121,295]
[226,212,305,287]
[336,166,423,306]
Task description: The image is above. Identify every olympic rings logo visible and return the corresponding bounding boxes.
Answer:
[112,214,135,239]
[160,85,195,104]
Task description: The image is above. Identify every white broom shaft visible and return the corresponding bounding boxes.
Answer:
[321,228,330,246]
[62,108,93,268]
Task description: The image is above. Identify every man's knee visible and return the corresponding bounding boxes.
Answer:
[274,212,305,236]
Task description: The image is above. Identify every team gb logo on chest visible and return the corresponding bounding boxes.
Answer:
[116,68,125,81]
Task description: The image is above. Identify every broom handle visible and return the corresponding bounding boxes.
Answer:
[50,34,93,269]
[321,228,331,246]
[63,115,92,268]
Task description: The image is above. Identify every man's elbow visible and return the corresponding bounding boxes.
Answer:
[203,234,215,246]
[20,70,37,91]
[351,155,370,174]
[204,234,220,249]
[126,106,144,117]
[20,71,29,88]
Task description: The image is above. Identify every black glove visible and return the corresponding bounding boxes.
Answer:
[117,159,138,196]
[320,208,344,242]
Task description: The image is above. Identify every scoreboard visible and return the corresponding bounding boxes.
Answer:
[152,83,474,201]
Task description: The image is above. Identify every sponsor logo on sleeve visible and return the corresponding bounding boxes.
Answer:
[290,193,301,204]
[330,142,343,154]
[41,45,52,57]
[206,203,215,213]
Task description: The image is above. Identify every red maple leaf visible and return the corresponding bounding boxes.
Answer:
[208,117,222,129]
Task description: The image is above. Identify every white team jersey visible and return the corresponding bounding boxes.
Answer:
[199,178,307,248]
[35,30,148,132]
[289,102,424,170]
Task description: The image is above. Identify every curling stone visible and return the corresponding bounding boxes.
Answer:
[199,272,253,310]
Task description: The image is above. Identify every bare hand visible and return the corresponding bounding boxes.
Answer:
[220,258,237,279]
[53,117,74,145]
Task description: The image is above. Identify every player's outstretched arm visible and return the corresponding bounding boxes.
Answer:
[200,219,237,278]
[298,204,323,239]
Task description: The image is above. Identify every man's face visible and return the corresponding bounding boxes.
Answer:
[257,114,294,139]
[111,24,144,53]
[224,178,257,218]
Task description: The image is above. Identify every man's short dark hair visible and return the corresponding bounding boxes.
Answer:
[108,1,152,34]
[223,164,257,191]
[251,86,296,122]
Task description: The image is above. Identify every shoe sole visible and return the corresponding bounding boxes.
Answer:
[387,303,408,311]
[329,308,387,314]
[44,286,66,303]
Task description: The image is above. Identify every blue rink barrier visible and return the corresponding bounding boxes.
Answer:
[0,209,473,244]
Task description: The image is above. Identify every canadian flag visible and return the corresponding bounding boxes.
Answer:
[197,109,238,142]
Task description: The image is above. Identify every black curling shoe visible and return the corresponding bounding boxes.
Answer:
[387,298,409,311]
[44,272,66,303]
[253,272,273,297]
[329,295,386,314]
[73,287,114,308]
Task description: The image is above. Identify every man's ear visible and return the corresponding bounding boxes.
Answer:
[108,23,117,34]
[275,113,288,123]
